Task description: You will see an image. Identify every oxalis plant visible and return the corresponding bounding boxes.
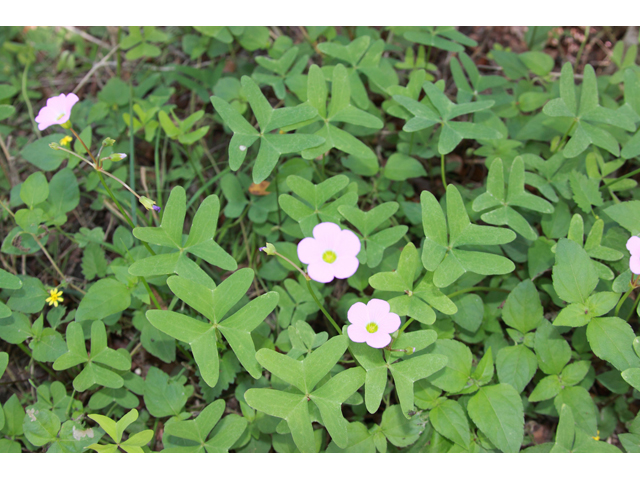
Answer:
[1,25,640,454]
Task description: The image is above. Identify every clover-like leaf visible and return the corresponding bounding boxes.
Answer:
[163,399,247,452]
[53,321,131,392]
[369,242,457,324]
[394,81,501,154]
[146,269,278,387]
[339,202,408,268]
[421,184,516,288]
[244,335,365,452]
[301,64,383,163]
[542,63,636,157]
[129,187,236,283]
[472,156,554,241]
[211,76,323,183]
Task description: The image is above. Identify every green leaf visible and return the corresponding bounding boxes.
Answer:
[604,201,640,236]
[502,280,544,334]
[467,384,524,453]
[554,386,598,436]
[23,408,60,447]
[144,367,192,418]
[535,320,572,375]
[379,404,422,447]
[384,153,427,181]
[430,399,470,448]
[587,316,640,371]
[552,239,598,305]
[75,278,131,322]
[426,339,471,393]
[20,172,49,209]
[390,353,448,417]
[496,345,538,394]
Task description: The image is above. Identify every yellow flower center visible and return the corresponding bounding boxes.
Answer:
[322,250,337,264]
[366,322,379,333]
[46,288,63,307]
[56,112,65,121]
[60,136,72,147]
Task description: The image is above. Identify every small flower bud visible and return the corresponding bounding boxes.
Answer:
[102,138,116,147]
[260,243,277,255]
[108,153,127,161]
[139,196,159,211]
[49,142,61,150]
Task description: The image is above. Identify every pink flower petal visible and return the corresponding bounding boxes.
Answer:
[297,237,322,265]
[313,222,342,250]
[332,255,359,279]
[334,229,361,257]
[64,93,79,109]
[307,261,335,283]
[35,93,79,131]
[366,331,392,348]
[367,298,391,318]
[627,236,640,256]
[631,255,640,275]
[347,324,370,343]
[347,302,369,326]
[377,312,401,335]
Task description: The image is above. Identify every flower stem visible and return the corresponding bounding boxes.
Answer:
[600,166,640,191]
[398,317,415,334]
[16,343,58,378]
[440,153,447,187]
[615,285,635,317]
[305,279,342,336]
[69,128,98,165]
[264,250,342,335]
[627,293,640,322]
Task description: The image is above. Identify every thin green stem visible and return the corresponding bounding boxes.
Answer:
[260,249,341,335]
[274,174,282,231]
[440,153,447,187]
[23,63,41,138]
[627,294,640,322]
[615,285,635,317]
[399,317,415,334]
[154,129,163,208]
[98,172,156,257]
[575,27,590,71]
[306,279,341,336]
[600,166,640,191]
[140,276,161,310]
[128,82,136,226]
[16,343,58,378]
[69,128,98,165]
[554,119,577,153]
[66,388,76,417]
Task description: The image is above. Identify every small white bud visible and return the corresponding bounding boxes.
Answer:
[239,145,247,151]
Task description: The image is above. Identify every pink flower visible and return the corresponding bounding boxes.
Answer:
[35,93,79,131]
[627,236,640,274]
[347,299,401,348]
[297,222,360,283]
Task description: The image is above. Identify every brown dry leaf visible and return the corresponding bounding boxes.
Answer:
[249,181,271,196]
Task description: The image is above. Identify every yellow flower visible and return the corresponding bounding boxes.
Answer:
[46,288,64,307]
[592,430,600,441]
[60,135,73,147]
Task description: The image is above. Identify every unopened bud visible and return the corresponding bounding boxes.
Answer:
[49,142,61,150]
[260,243,277,255]
[102,138,116,147]
[139,196,161,212]
[108,153,127,161]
